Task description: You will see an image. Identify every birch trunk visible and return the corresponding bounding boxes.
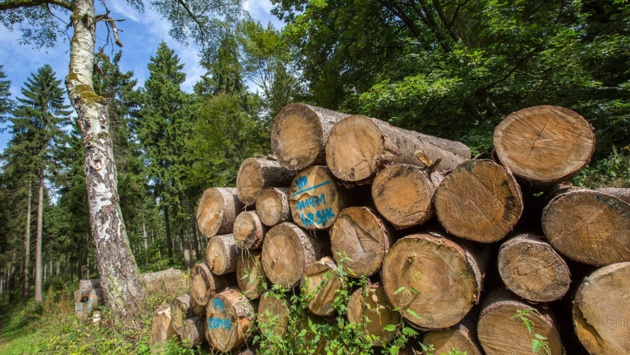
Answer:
[65,0,144,314]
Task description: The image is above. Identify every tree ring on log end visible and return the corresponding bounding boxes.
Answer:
[271,104,325,171]
[205,288,255,352]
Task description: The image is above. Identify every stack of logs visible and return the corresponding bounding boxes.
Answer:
[74,279,101,319]
[150,104,629,354]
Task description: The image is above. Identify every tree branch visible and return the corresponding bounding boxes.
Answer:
[0,0,72,11]
[175,0,206,44]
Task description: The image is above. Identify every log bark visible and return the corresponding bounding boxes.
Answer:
[233,211,268,250]
[271,103,350,171]
[381,232,487,329]
[289,166,350,230]
[493,105,596,185]
[196,187,244,238]
[325,115,471,183]
[498,234,571,302]
[329,206,394,278]
[236,157,298,205]
[236,250,268,300]
[542,187,630,266]
[170,293,195,335]
[477,289,563,355]
[149,303,177,352]
[189,262,228,307]
[371,164,441,229]
[573,262,630,355]
[261,222,323,288]
[347,283,402,346]
[206,234,239,275]
[256,187,292,226]
[205,287,255,352]
[423,311,483,355]
[301,257,344,317]
[434,160,523,243]
[257,292,290,339]
[179,316,206,348]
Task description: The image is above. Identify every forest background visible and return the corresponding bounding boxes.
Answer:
[0,0,628,353]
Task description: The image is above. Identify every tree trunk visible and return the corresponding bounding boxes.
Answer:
[257,292,290,340]
[142,220,148,251]
[170,293,195,335]
[35,168,44,302]
[573,262,630,355]
[289,165,350,230]
[178,316,206,348]
[326,115,470,183]
[371,164,441,229]
[493,105,596,185]
[182,225,192,270]
[149,303,177,352]
[206,234,239,275]
[164,204,173,261]
[233,211,267,250]
[261,222,323,288]
[477,289,563,355]
[206,287,255,352]
[236,157,297,205]
[65,0,144,314]
[542,187,630,266]
[190,207,200,260]
[22,180,32,299]
[347,283,402,346]
[189,262,228,307]
[329,206,394,278]
[422,310,483,355]
[236,250,267,300]
[271,103,350,171]
[301,257,343,316]
[434,160,523,243]
[381,232,488,329]
[196,187,244,238]
[498,234,571,302]
[256,187,291,226]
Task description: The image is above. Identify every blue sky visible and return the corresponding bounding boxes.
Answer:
[0,0,284,152]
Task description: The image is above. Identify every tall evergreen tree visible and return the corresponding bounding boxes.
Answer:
[0,64,11,121]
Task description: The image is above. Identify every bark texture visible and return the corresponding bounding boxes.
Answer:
[196,187,243,238]
[236,157,297,205]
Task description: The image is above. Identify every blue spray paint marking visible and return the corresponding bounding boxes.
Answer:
[295,193,327,211]
[208,317,231,330]
[296,176,308,189]
[292,180,331,198]
[88,298,93,312]
[213,298,224,311]
[300,208,335,227]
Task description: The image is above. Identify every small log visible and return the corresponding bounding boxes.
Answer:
[477,289,563,355]
[325,115,470,183]
[179,316,206,348]
[347,283,402,346]
[79,278,100,294]
[170,293,195,335]
[381,232,488,329]
[493,105,595,185]
[498,234,571,302]
[301,257,344,317]
[289,165,350,230]
[206,234,239,275]
[257,292,290,339]
[271,103,350,171]
[149,303,177,352]
[256,187,292,226]
[196,187,244,238]
[423,311,483,355]
[261,222,323,288]
[573,262,630,355]
[189,262,228,307]
[236,250,268,300]
[190,296,205,316]
[236,157,297,205]
[233,211,268,250]
[542,187,630,266]
[371,164,441,229]
[434,160,523,243]
[205,287,255,352]
[329,206,394,278]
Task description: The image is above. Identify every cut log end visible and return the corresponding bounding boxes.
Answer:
[233,211,267,250]
[189,262,228,307]
[236,250,268,300]
[206,288,255,353]
[149,304,177,352]
[256,187,291,226]
[257,292,290,340]
[206,234,239,275]
[347,284,401,346]
[301,257,344,316]
[236,157,296,205]
[196,187,243,238]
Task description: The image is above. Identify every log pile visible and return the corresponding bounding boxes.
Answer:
[152,104,629,354]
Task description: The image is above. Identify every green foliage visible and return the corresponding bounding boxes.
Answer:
[572,145,630,188]
[512,309,551,355]
[0,64,12,122]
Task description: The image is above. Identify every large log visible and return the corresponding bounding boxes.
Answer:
[346,283,402,347]
[205,287,255,352]
[236,157,297,205]
[542,187,630,266]
[498,234,571,302]
[261,222,323,288]
[170,293,195,335]
[179,316,206,348]
[149,303,177,352]
[256,187,292,226]
[257,291,290,340]
[477,289,563,355]
[422,311,483,355]
[381,232,487,329]
[573,262,630,355]
[236,250,268,300]
[189,262,228,307]
[329,206,394,278]
[271,103,350,171]
[371,164,441,229]
[325,115,471,183]
[197,187,244,238]
[434,160,523,243]
[233,211,267,250]
[301,257,344,317]
[206,234,239,275]
[493,105,595,185]
[289,166,350,230]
